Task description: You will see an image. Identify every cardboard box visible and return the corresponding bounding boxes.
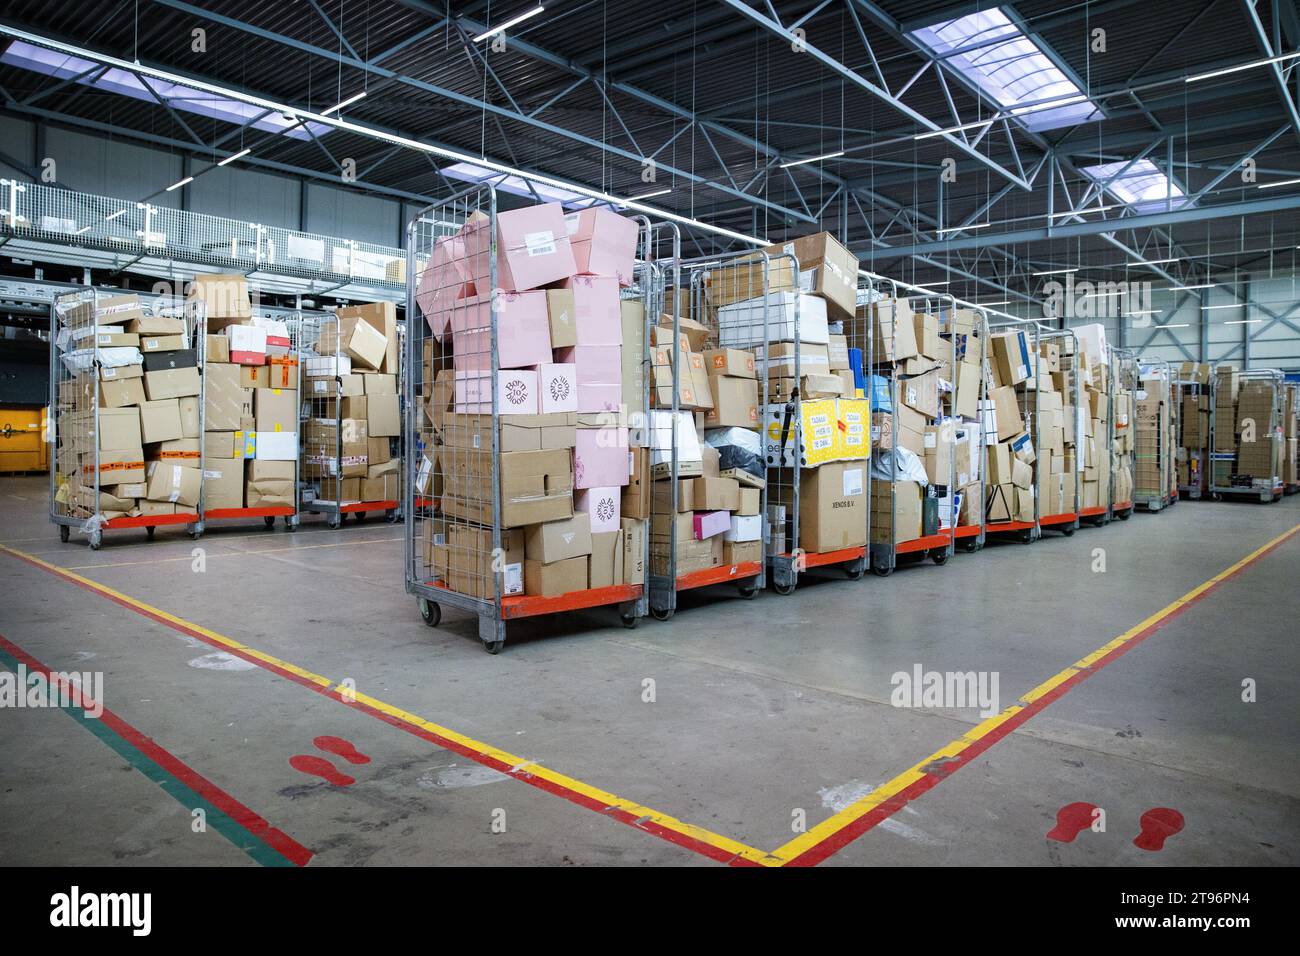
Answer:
[553,345,620,413]
[863,298,918,363]
[737,487,760,516]
[566,207,640,285]
[204,431,234,459]
[704,348,756,378]
[718,292,829,348]
[268,356,299,390]
[723,540,762,566]
[545,288,577,349]
[440,412,577,453]
[140,335,187,354]
[691,476,741,511]
[367,392,401,438]
[475,203,578,292]
[992,330,1031,386]
[524,556,588,597]
[621,518,646,585]
[588,530,625,588]
[622,447,652,520]
[337,302,398,375]
[188,274,252,320]
[144,367,201,401]
[693,509,731,540]
[704,375,760,429]
[145,461,202,506]
[360,473,399,502]
[620,300,646,421]
[239,365,270,389]
[442,447,573,527]
[764,232,858,319]
[870,479,921,543]
[443,524,525,599]
[255,387,297,433]
[574,425,629,488]
[139,399,183,445]
[724,514,762,542]
[922,424,953,486]
[98,375,146,409]
[205,334,230,363]
[535,363,578,415]
[454,368,541,415]
[576,486,621,534]
[522,512,595,564]
[254,431,297,461]
[79,448,146,486]
[226,325,267,366]
[798,461,867,551]
[70,293,146,328]
[91,407,144,450]
[988,385,1023,439]
[202,458,244,510]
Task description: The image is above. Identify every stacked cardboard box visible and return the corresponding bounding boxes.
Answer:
[1174,362,1211,493]
[1284,384,1299,486]
[1234,380,1281,485]
[978,326,1039,526]
[189,274,297,511]
[1134,374,1171,500]
[417,202,644,598]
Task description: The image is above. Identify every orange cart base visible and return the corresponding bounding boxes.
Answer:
[1039,512,1078,532]
[677,561,762,593]
[102,512,200,530]
[425,580,641,621]
[895,533,951,555]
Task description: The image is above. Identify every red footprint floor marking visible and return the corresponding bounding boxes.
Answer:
[1133,807,1184,851]
[314,735,371,765]
[289,754,355,786]
[1046,801,1099,843]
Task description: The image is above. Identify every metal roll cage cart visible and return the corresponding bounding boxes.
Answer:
[403,184,651,653]
[1111,347,1138,519]
[1286,382,1300,495]
[952,305,990,554]
[766,265,871,593]
[869,285,957,575]
[1172,363,1213,501]
[984,319,1043,545]
[194,302,301,531]
[50,288,202,549]
[1037,328,1080,537]
[301,310,398,527]
[1080,346,1115,527]
[1210,367,1285,503]
[1134,357,1172,512]
[648,248,775,618]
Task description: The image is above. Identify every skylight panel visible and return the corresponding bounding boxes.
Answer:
[1,40,330,141]
[1080,159,1191,213]
[443,161,593,206]
[910,8,1099,132]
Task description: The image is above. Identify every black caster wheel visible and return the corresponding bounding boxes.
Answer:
[871,562,893,577]
[264,516,276,529]
[931,550,949,565]
[328,515,342,529]
[482,640,503,655]
[146,526,156,540]
[962,539,979,553]
[1018,529,1033,544]
[189,530,201,541]
[354,512,367,523]
[620,613,638,629]
[773,581,796,595]
[737,585,758,599]
[1062,526,1075,537]
[1118,511,1130,521]
[385,509,397,523]
[844,559,865,580]
[1210,493,1222,502]
[59,525,70,543]
[284,517,296,530]
[651,607,674,622]
[89,534,102,551]
[418,599,441,627]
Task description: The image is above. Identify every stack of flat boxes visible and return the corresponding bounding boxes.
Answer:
[419,202,644,598]
[191,275,296,511]
[940,308,986,531]
[1235,380,1280,486]
[1112,370,1134,506]
[1212,366,1240,485]
[741,233,868,556]
[1134,375,1170,498]
[1039,338,1082,516]
[1285,385,1299,485]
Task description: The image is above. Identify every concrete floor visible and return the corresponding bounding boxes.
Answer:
[0,472,1296,866]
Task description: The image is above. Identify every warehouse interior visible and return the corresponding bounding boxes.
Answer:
[0,0,1298,880]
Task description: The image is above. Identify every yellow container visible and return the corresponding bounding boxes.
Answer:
[0,406,47,472]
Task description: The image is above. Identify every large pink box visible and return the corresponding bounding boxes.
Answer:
[693,510,730,540]
[562,275,622,345]
[574,426,629,489]
[576,486,621,533]
[464,203,577,292]
[417,235,476,340]
[454,369,540,415]
[565,208,639,286]
[535,362,577,413]
[556,345,621,412]
[450,291,552,371]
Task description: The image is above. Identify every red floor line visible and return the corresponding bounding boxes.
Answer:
[0,633,313,868]
[782,523,1300,867]
[1,547,745,865]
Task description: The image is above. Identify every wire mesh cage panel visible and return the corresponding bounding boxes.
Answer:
[950,306,990,552]
[983,320,1042,543]
[647,250,779,617]
[1134,358,1173,511]
[1111,349,1139,517]
[1172,362,1214,501]
[404,184,651,652]
[1209,367,1286,502]
[1035,329,1081,535]
[49,287,204,548]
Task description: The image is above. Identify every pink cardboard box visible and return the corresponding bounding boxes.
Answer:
[561,275,622,345]
[450,291,552,371]
[556,345,622,413]
[576,486,621,534]
[535,362,577,413]
[227,325,267,366]
[465,203,577,292]
[565,208,639,286]
[574,426,629,489]
[417,235,476,340]
[693,510,730,540]
[454,369,540,415]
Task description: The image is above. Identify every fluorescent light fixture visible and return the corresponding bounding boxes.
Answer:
[104,209,127,221]
[937,223,991,233]
[1128,256,1181,266]
[1126,310,1159,316]
[910,8,1100,132]
[74,225,92,235]
[165,176,193,192]
[1049,203,1121,217]
[1032,267,1079,276]
[1203,303,1243,310]
[1257,177,1300,190]
[0,24,769,248]
[779,151,845,168]
[217,147,252,167]
[472,6,545,42]
[1224,319,1263,325]
[914,118,995,140]
[1080,159,1191,213]
[916,279,950,285]
[979,300,1011,306]
[1186,50,1300,83]
[623,188,671,202]
[1158,323,1190,329]
[321,91,367,115]
[1168,283,1215,290]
